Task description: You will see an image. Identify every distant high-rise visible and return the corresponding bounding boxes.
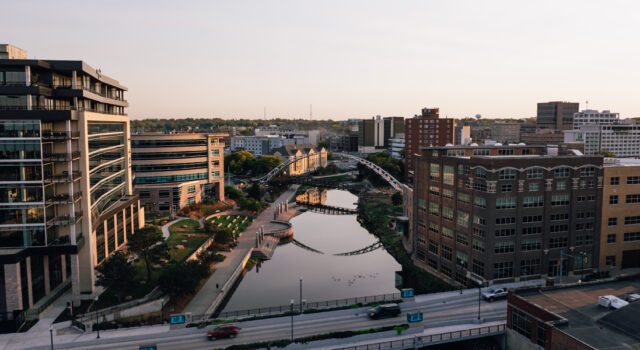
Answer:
[0,45,143,326]
[404,108,454,182]
[536,101,579,131]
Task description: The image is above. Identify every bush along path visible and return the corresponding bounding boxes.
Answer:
[357,192,453,294]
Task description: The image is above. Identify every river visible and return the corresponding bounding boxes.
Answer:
[221,188,401,311]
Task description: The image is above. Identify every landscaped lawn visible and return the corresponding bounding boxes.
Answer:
[206,215,252,234]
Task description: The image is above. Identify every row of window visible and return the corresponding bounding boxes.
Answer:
[609,176,640,185]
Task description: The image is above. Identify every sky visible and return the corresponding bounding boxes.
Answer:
[3,0,640,120]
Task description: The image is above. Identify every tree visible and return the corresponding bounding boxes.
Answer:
[598,150,617,157]
[127,226,170,282]
[214,227,234,245]
[391,191,403,206]
[158,260,209,298]
[252,155,281,175]
[247,184,261,200]
[95,251,135,302]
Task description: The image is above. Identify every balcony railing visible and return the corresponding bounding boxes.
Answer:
[81,86,127,102]
[0,106,126,116]
[43,152,81,162]
[41,131,80,140]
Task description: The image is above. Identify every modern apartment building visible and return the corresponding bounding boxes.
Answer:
[536,101,579,131]
[490,122,521,143]
[357,116,385,153]
[572,109,620,129]
[254,126,319,146]
[412,144,602,286]
[388,138,405,160]
[229,135,294,156]
[131,133,225,213]
[564,121,640,157]
[404,108,455,182]
[383,116,404,147]
[0,45,143,326]
[599,158,640,270]
[271,144,327,176]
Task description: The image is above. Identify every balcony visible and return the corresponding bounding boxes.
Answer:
[82,86,128,103]
[0,106,126,116]
[42,131,80,141]
[43,152,81,162]
[45,192,82,204]
[44,171,81,183]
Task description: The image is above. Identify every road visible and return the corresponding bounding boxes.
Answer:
[31,289,508,350]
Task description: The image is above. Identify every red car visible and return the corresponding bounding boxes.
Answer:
[207,324,240,340]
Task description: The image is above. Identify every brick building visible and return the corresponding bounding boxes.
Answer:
[404,108,455,182]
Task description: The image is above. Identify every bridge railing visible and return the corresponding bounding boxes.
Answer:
[331,323,506,350]
[213,292,401,320]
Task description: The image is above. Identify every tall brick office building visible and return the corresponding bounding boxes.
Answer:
[404,108,454,182]
[412,144,603,286]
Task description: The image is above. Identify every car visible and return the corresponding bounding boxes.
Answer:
[207,324,240,340]
[598,295,629,309]
[624,293,640,303]
[482,288,508,302]
[368,303,401,319]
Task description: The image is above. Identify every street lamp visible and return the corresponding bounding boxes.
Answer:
[94,296,100,339]
[299,276,303,314]
[466,271,486,322]
[290,299,294,342]
[580,252,587,282]
[49,325,54,350]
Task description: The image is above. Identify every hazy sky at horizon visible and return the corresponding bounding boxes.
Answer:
[3,0,640,120]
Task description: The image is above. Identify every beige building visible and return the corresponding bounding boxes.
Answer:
[0,45,144,321]
[271,144,327,176]
[132,133,225,213]
[600,158,640,270]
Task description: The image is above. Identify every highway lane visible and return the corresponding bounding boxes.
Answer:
[39,292,507,350]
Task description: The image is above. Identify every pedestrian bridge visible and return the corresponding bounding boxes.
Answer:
[257,152,402,191]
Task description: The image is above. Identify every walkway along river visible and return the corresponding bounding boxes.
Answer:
[221,189,401,312]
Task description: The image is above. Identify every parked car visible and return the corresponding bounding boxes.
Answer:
[598,295,629,309]
[207,324,241,340]
[368,303,401,319]
[624,293,640,303]
[482,288,508,302]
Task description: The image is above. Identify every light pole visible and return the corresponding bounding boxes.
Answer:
[290,299,294,342]
[299,276,303,314]
[94,296,100,339]
[49,325,54,350]
[580,252,587,281]
[466,271,485,322]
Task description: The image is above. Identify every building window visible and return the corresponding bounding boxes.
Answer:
[472,238,485,253]
[428,223,439,234]
[495,228,516,237]
[442,207,454,221]
[457,192,470,203]
[496,217,516,225]
[158,202,170,211]
[473,196,487,209]
[441,245,452,261]
[498,169,516,180]
[551,194,570,206]
[580,167,595,177]
[607,234,616,243]
[187,197,195,204]
[625,216,640,225]
[626,194,640,204]
[527,168,543,179]
[430,164,440,180]
[494,241,514,254]
[429,202,439,216]
[536,322,546,347]
[429,186,440,196]
[428,240,438,254]
[627,176,640,184]
[549,237,568,248]
[456,232,469,246]
[549,224,569,233]
[442,227,453,239]
[493,261,513,279]
[443,165,454,185]
[475,168,487,179]
[159,190,170,198]
[473,227,486,237]
[456,251,468,268]
[556,181,566,190]
[624,232,640,242]
[528,183,539,192]
[496,197,517,209]
[417,199,426,211]
[501,184,512,193]
[608,217,618,226]
[522,226,542,235]
[522,196,543,208]
[521,239,541,251]
[472,259,484,276]
[520,258,540,275]
[442,189,454,199]
[550,213,569,221]
[498,149,514,155]
[554,167,570,178]
[609,195,618,205]
[522,215,543,223]
[456,210,469,227]
[610,177,620,185]
[511,308,532,338]
[139,191,150,199]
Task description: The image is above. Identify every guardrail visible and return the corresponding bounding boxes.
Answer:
[76,287,163,323]
[214,292,401,320]
[331,324,506,350]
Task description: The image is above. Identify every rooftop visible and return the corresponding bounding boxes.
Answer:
[516,279,640,349]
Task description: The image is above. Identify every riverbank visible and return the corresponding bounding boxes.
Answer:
[182,185,300,319]
[357,191,453,294]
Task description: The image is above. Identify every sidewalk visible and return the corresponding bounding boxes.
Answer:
[183,185,299,315]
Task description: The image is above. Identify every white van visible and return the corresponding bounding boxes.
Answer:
[599,295,629,309]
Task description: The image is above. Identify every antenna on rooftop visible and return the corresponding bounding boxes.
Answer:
[310,104,312,120]
[586,100,589,110]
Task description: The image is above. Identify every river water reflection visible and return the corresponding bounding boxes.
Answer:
[222,189,401,311]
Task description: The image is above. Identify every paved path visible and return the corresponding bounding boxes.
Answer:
[160,216,205,240]
[182,185,299,315]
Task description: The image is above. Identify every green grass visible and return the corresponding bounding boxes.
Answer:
[206,215,252,234]
[167,219,209,262]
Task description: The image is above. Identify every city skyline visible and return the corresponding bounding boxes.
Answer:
[3,0,640,119]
